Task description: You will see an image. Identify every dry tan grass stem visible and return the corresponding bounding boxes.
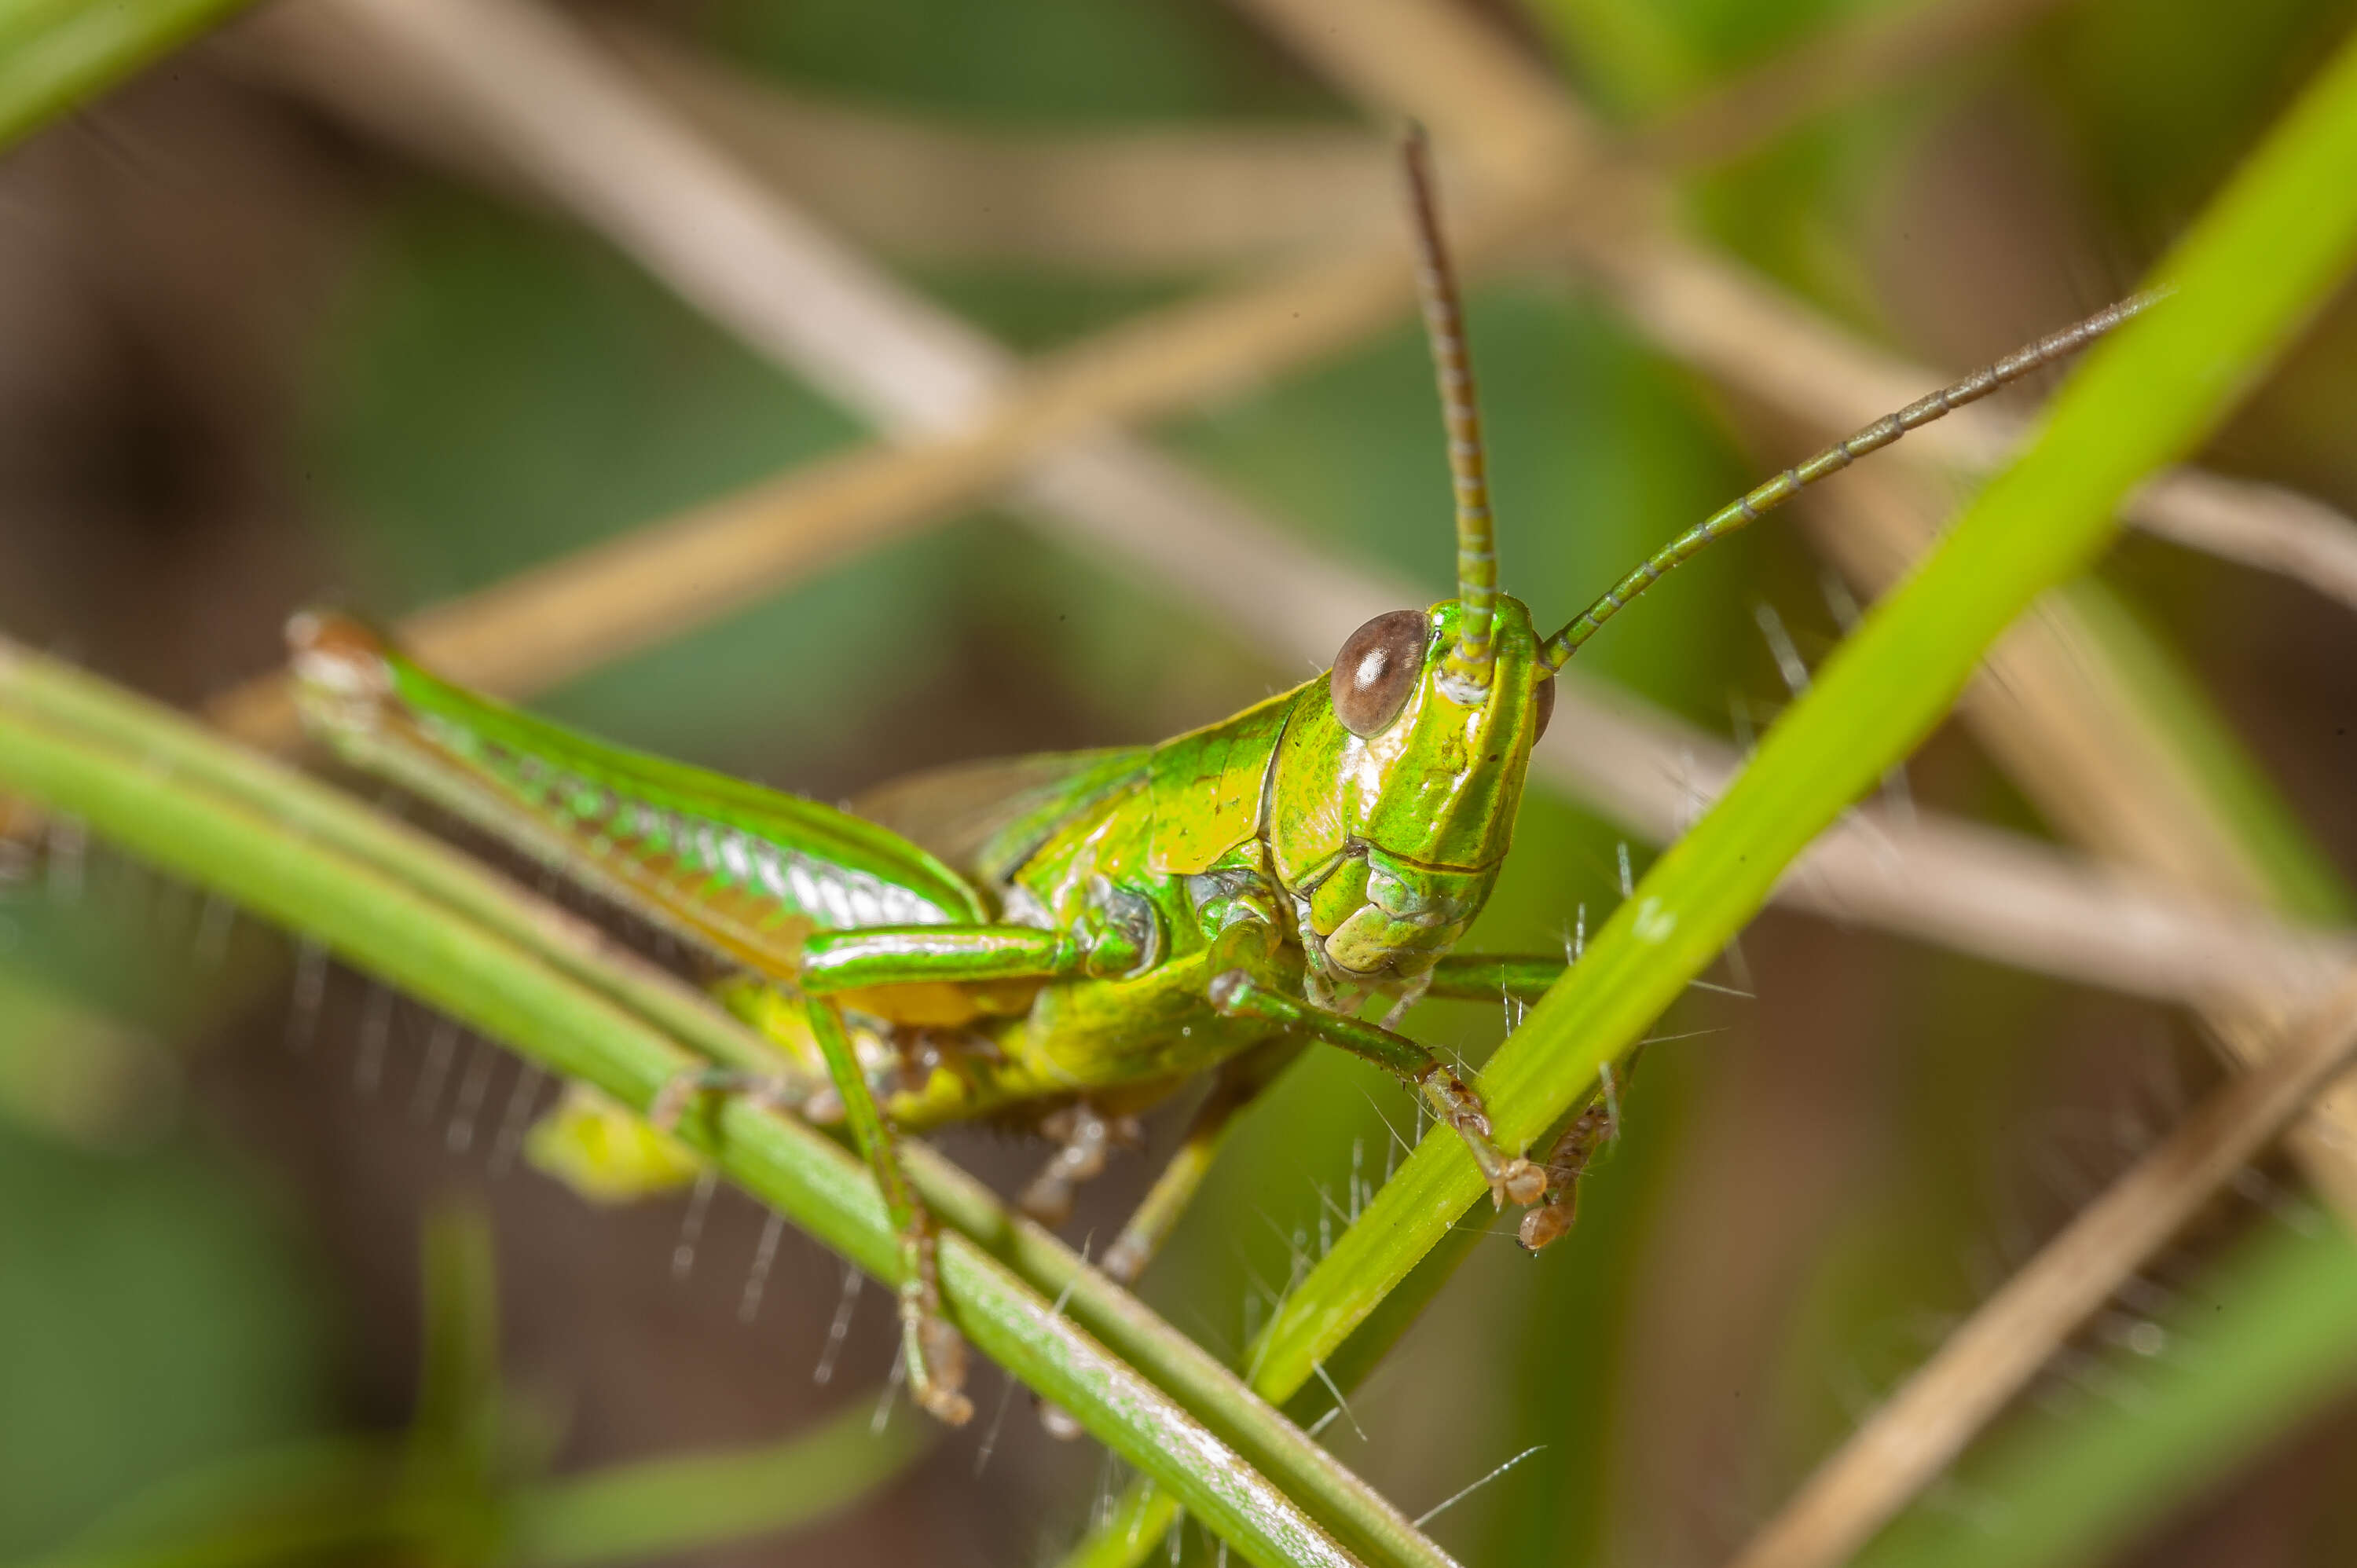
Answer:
[231,0,2357,628]
[1722,962,2357,1568]
[1634,0,2081,168]
[1581,235,2357,614]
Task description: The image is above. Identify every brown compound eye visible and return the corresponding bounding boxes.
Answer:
[1532,672,1556,741]
[1331,610,1430,738]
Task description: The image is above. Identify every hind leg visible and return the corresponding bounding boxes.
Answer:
[1018,1101,1143,1227]
[1102,1038,1303,1284]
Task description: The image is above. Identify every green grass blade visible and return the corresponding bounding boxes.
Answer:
[1856,1217,2357,1568]
[0,0,261,150]
[1065,27,2357,1566]
[510,1397,928,1568]
[0,658,1400,1568]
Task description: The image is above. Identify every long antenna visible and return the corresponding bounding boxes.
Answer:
[1404,126,1498,701]
[1538,291,2165,670]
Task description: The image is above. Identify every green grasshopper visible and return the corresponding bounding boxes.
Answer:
[288,134,2148,1426]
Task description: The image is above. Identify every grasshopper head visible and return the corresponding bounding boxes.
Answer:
[1266,595,1553,1000]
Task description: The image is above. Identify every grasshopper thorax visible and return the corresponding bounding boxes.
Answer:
[1266,595,1554,1000]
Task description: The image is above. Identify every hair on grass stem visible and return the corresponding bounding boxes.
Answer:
[871,1350,906,1436]
[1411,1444,1547,1528]
[354,982,394,1094]
[1242,1244,1310,1390]
[445,1033,500,1152]
[1754,601,1813,696]
[488,1061,548,1176]
[286,937,328,1053]
[1723,936,1756,995]
[739,1207,786,1324]
[1356,1084,1415,1163]
[974,1364,1020,1478]
[410,1014,460,1122]
[1252,1206,1312,1278]
[1126,1478,1154,1552]
[671,1167,719,1281]
[1310,1360,1368,1444]
[1816,572,1918,823]
[814,1258,863,1386]
[1640,1026,1732,1048]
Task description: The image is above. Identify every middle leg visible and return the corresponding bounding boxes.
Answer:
[1207,971,1545,1207]
[1018,1101,1144,1228]
[1102,1036,1305,1285]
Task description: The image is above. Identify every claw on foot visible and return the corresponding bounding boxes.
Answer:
[1417,1069,1541,1211]
[905,1295,973,1427]
[1035,1395,1085,1441]
[1020,1103,1137,1227]
[1515,1088,1622,1250]
[1102,1233,1149,1285]
[1519,1194,1577,1251]
[1495,1156,1547,1208]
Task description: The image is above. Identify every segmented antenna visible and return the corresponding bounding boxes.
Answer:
[1403,126,1499,700]
[1538,291,2165,669]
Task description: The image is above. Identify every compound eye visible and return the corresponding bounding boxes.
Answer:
[1331,610,1429,738]
[1533,673,1557,741]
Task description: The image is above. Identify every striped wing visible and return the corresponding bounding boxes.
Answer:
[852,747,1150,887]
[291,614,987,982]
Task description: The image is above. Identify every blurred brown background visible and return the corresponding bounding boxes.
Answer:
[5,1,2357,1565]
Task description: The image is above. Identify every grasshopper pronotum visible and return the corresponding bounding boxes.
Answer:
[289,131,2149,1425]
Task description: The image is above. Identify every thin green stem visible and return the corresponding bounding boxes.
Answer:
[0,659,1395,1568]
[511,1398,929,1568]
[1856,1218,2357,1568]
[0,0,262,150]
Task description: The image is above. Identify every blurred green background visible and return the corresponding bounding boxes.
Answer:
[4,0,2356,1563]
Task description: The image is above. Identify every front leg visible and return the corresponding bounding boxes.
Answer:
[1103,1036,1304,1284]
[1516,1056,1628,1251]
[1207,967,1545,1210]
[1420,951,1644,1248]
